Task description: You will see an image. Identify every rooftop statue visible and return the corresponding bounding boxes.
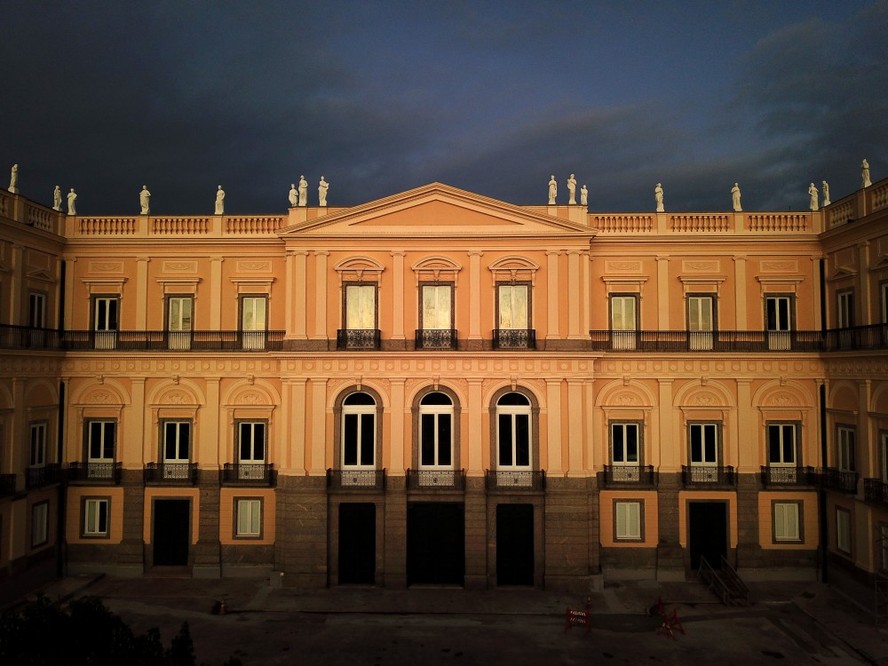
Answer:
[215,185,225,214]
[547,175,557,204]
[288,183,298,207]
[318,176,329,206]
[298,175,308,206]
[808,182,818,211]
[862,159,871,188]
[139,185,151,214]
[580,185,588,207]
[655,183,664,212]
[822,180,830,206]
[8,163,18,193]
[567,174,577,204]
[52,185,62,211]
[731,182,742,212]
[67,188,77,215]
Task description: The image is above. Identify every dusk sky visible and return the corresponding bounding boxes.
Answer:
[2,1,886,215]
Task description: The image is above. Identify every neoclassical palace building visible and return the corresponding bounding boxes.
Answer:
[1,176,887,595]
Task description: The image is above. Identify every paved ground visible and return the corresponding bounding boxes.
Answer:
[13,573,888,665]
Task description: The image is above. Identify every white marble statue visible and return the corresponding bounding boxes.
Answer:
[808,182,819,211]
[8,163,18,193]
[580,185,588,206]
[318,176,329,206]
[288,183,298,207]
[862,159,871,188]
[731,182,742,212]
[52,185,62,211]
[654,183,664,212]
[67,188,77,215]
[215,185,225,214]
[547,175,557,204]
[567,174,577,204]
[822,180,830,206]
[298,175,308,206]
[139,185,151,214]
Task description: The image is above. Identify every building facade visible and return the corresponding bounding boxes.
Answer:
[1,178,886,593]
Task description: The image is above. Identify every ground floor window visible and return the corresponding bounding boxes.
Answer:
[772,501,801,543]
[235,499,262,538]
[836,507,851,555]
[83,498,110,538]
[614,500,642,541]
[31,502,49,548]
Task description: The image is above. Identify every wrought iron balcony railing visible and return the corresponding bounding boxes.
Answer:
[864,478,888,505]
[492,328,536,350]
[222,463,275,486]
[485,469,546,491]
[26,463,62,489]
[336,329,381,350]
[407,468,466,490]
[589,330,826,352]
[821,468,859,493]
[759,465,817,487]
[602,464,656,487]
[681,465,736,487]
[65,462,122,484]
[62,330,284,351]
[414,329,458,350]
[0,473,16,496]
[327,468,386,490]
[144,462,198,485]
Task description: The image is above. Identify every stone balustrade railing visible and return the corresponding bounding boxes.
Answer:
[69,214,287,238]
[590,211,819,234]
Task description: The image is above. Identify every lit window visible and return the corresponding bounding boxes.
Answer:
[236,499,261,537]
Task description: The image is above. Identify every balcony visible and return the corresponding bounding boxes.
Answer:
[822,324,888,351]
[492,328,536,350]
[589,330,825,352]
[222,463,275,486]
[26,463,62,489]
[144,462,198,485]
[864,479,888,505]
[760,465,818,487]
[407,468,466,490]
[66,462,122,485]
[337,329,381,350]
[821,468,859,493]
[327,468,386,491]
[0,474,16,497]
[485,469,546,491]
[602,465,656,488]
[60,330,284,352]
[681,465,736,488]
[414,329,458,350]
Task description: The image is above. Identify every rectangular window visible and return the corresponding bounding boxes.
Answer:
[28,292,46,328]
[83,498,110,537]
[420,412,453,468]
[688,295,715,350]
[237,421,266,463]
[773,501,801,542]
[610,294,637,350]
[497,411,531,468]
[610,422,640,464]
[235,499,262,538]
[93,296,119,349]
[837,290,854,328]
[882,432,888,483]
[86,420,115,479]
[767,423,797,466]
[345,285,377,329]
[167,296,193,350]
[836,507,851,554]
[497,284,529,330]
[31,502,49,548]
[837,426,855,472]
[689,423,719,465]
[421,284,453,330]
[343,413,375,468]
[29,422,47,467]
[882,281,888,324]
[614,500,642,540]
[765,295,793,350]
[162,421,191,462]
[241,296,267,350]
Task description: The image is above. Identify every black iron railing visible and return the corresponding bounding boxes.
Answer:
[759,465,817,487]
[865,478,888,504]
[414,329,458,350]
[492,328,536,349]
[65,462,122,484]
[336,329,381,350]
[61,330,285,351]
[589,329,825,352]
[0,473,16,496]
[681,465,736,487]
[484,469,546,491]
[144,462,198,485]
[821,468,859,493]
[327,468,386,490]
[406,468,465,490]
[602,465,656,487]
[26,463,62,489]
[222,463,275,486]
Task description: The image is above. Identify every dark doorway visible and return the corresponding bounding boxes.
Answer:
[407,502,465,586]
[152,499,190,566]
[496,503,534,586]
[338,503,376,585]
[688,501,728,570]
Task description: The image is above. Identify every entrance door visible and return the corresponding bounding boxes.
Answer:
[688,501,727,570]
[152,499,190,566]
[407,502,464,586]
[496,504,534,586]
[338,503,376,585]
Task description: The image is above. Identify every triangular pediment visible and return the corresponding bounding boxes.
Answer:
[26,268,56,283]
[279,182,594,239]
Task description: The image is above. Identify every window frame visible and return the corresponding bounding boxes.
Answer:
[765,294,794,332]
[688,421,721,466]
[881,431,888,484]
[234,497,263,539]
[766,422,798,467]
[495,391,533,470]
[339,391,379,470]
[92,295,119,332]
[29,421,48,468]
[82,497,111,538]
[610,421,642,466]
[837,425,856,472]
[837,289,855,329]
[772,500,802,543]
[343,282,378,331]
[614,500,643,541]
[416,390,456,470]
[85,419,116,463]
[28,291,47,328]
[495,281,531,331]
[236,420,267,464]
[419,282,455,332]
[31,501,49,548]
[836,507,852,555]
[161,420,191,463]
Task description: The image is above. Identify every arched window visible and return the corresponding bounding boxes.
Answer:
[419,392,454,469]
[496,392,532,469]
[342,392,376,469]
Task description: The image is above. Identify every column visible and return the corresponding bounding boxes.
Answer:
[467,378,483,473]
[313,251,328,340]
[210,257,223,329]
[546,378,563,475]
[309,378,327,475]
[566,379,584,475]
[135,257,149,329]
[656,255,670,329]
[733,255,748,329]
[858,242,871,324]
[9,244,22,324]
[63,256,77,328]
[289,378,307,473]
[546,251,560,339]
[389,378,406,470]
[129,377,146,465]
[391,251,405,340]
[568,251,582,338]
[582,252,591,336]
[469,251,482,340]
[203,377,221,467]
[293,251,308,338]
